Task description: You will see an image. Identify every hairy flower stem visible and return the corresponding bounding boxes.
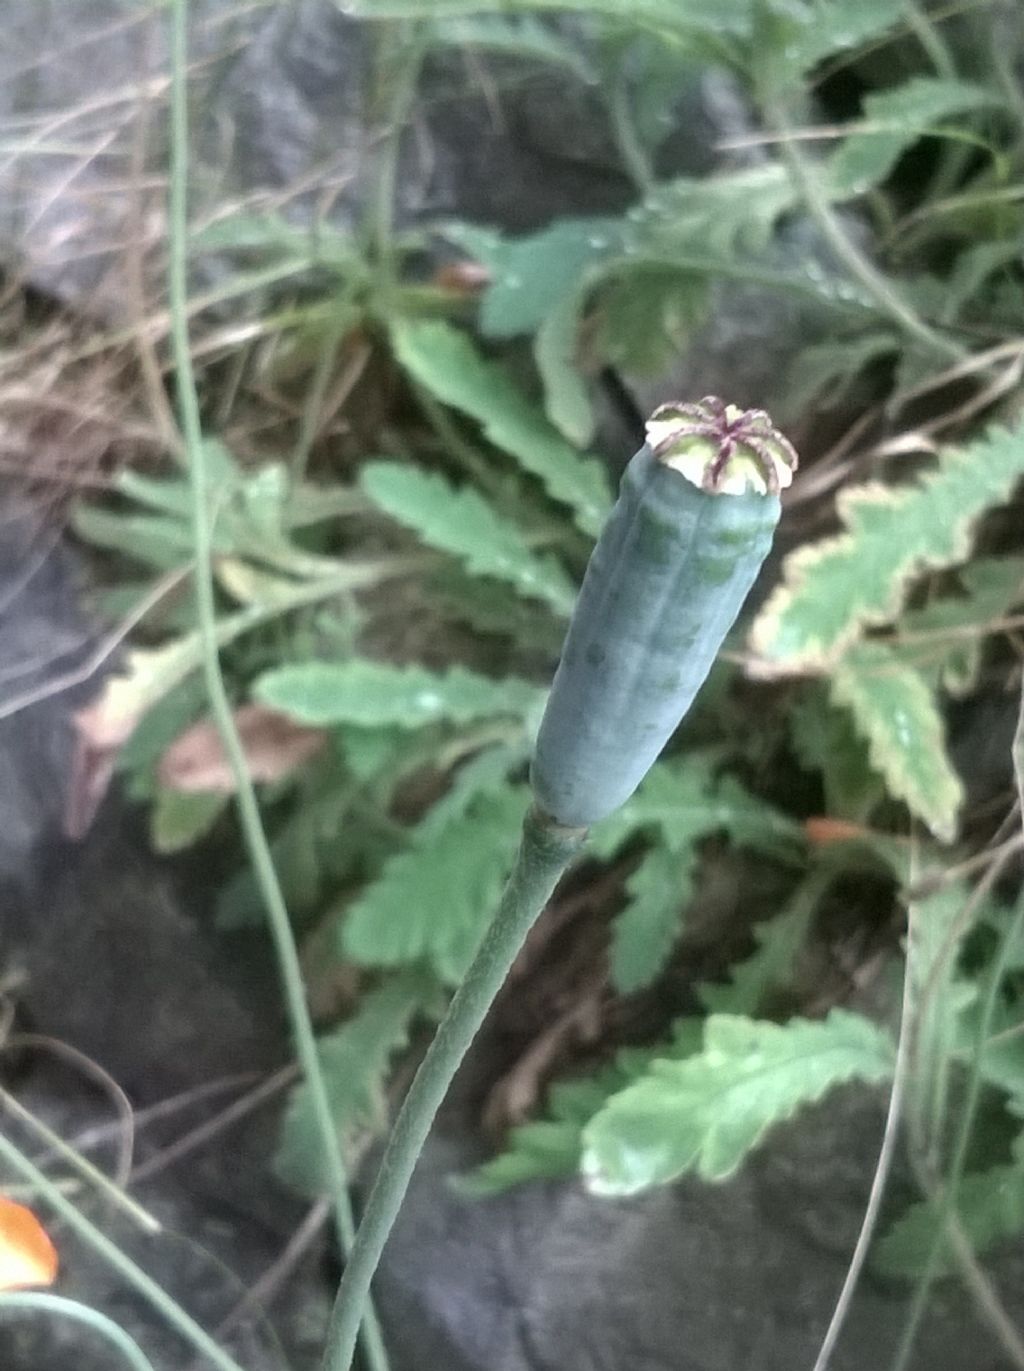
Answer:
[320,806,587,1371]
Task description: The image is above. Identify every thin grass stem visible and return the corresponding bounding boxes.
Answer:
[0,1133,245,1371]
[166,3,388,1369]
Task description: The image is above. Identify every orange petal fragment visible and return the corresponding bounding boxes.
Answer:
[0,1195,58,1290]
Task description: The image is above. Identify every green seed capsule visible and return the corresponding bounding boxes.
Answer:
[531,398,797,828]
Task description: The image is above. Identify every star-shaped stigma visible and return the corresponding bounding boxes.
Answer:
[645,396,798,496]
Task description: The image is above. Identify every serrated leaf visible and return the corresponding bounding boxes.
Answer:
[760,0,910,81]
[361,461,574,614]
[752,419,1024,668]
[534,288,595,445]
[590,756,802,862]
[341,785,529,983]
[789,684,884,820]
[339,725,410,782]
[697,871,829,1015]
[830,641,963,840]
[894,557,1024,693]
[254,659,544,729]
[463,1020,703,1195]
[390,319,612,536]
[636,164,797,260]
[150,788,229,854]
[275,974,431,1195]
[447,219,622,339]
[828,78,1000,198]
[874,1164,1024,1279]
[592,760,802,994]
[610,845,695,994]
[962,893,1024,1104]
[582,1010,894,1194]
[597,266,709,376]
[942,238,1024,325]
[780,330,898,421]
[431,567,565,654]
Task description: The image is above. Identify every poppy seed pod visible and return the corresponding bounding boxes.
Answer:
[530,398,797,828]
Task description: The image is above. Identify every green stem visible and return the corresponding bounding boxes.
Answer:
[0,1089,159,1236]
[906,0,957,77]
[320,805,587,1371]
[166,5,389,1371]
[288,306,352,492]
[811,892,916,1371]
[891,883,1024,1371]
[762,91,966,365]
[0,1134,244,1371]
[364,21,428,280]
[0,1293,157,1371]
[608,62,654,194]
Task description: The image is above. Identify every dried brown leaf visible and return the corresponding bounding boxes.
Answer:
[158,703,327,793]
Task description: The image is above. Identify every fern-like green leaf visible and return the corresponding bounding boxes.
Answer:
[447,219,622,340]
[534,286,596,445]
[591,756,802,861]
[589,758,802,989]
[275,974,433,1195]
[596,266,709,376]
[789,684,884,821]
[697,871,829,1015]
[391,319,611,536]
[150,789,228,854]
[463,1020,703,1195]
[361,461,575,614]
[765,0,909,77]
[610,846,695,994]
[582,1010,894,1194]
[254,659,544,729]
[830,642,963,840]
[942,238,1024,325]
[780,330,898,421]
[341,785,528,983]
[894,556,1024,693]
[636,164,797,260]
[751,420,1024,669]
[828,77,1001,198]
[874,1164,1024,1279]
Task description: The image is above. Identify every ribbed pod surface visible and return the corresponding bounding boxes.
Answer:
[531,443,780,827]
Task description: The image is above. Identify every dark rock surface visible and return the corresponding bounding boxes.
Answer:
[0,504,97,882]
[373,1087,1020,1371]
[0,0,743,310]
